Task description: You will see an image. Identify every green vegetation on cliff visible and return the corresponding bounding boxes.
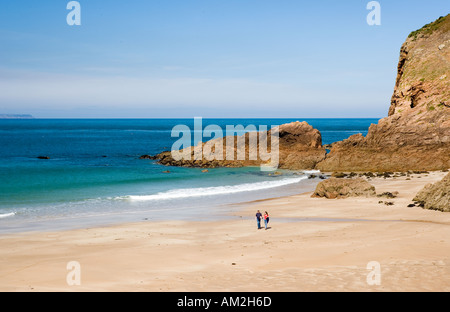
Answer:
[408,14,449,40]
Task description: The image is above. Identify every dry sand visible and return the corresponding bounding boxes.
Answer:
[0,171,449,292]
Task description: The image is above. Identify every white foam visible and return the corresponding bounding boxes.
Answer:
[123,176,308,202]
[302,170,321,175]
[0,212,16,219]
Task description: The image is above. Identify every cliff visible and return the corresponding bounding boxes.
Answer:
[148,16,449,172]
[317,14,450,172]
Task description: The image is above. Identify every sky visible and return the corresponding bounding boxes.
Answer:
[0,0,449,118]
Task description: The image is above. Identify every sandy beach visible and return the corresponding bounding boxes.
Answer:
[1,0,449,296]
[0,171,449,292]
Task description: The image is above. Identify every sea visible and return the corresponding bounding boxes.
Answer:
[0,118,378,233]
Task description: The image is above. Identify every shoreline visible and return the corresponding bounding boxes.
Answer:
[0,170,318,235]
[0,171,449,291]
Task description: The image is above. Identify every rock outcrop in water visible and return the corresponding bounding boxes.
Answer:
[413,173,450,212]
[152,121,327,170]
[316,14,450,172]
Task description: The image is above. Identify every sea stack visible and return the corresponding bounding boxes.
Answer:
[317,15,450,172]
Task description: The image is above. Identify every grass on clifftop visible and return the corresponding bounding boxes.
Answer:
[408,14,449,40]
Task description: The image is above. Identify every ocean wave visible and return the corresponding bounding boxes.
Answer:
[122,176,308,202]
[0,212,16,219]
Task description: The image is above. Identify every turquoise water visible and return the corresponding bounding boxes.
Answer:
[0,118,378,232]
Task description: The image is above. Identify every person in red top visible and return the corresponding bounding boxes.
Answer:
[263,211,269,230]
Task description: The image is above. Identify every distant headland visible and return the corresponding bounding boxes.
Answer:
[0,114,34,119]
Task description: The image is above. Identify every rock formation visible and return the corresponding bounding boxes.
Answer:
[413,173,450,212]
[152,121,327,170]
[147,16,449,172]
[317,14,450,172]
[311,178,376,199]
[276,121,327,169]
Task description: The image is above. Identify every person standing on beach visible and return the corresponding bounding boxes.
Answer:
[264,211,269,230]
[256,210,262,229]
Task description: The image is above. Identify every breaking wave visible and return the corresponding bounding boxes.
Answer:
[122,176,308,202]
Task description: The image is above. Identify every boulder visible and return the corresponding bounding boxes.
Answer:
[311,178,376,199]
[377,191,399,199]
[139,155,157,160]
[413,173,450,212]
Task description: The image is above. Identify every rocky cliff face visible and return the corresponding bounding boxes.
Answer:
[317,14,450,172]
[152,121,327,170]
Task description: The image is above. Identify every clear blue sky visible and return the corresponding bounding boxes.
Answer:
[0,0,448,118]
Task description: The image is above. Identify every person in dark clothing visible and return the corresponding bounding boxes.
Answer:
[256,210,262,229]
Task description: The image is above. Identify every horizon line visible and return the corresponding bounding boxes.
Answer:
[0,116,385,120]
